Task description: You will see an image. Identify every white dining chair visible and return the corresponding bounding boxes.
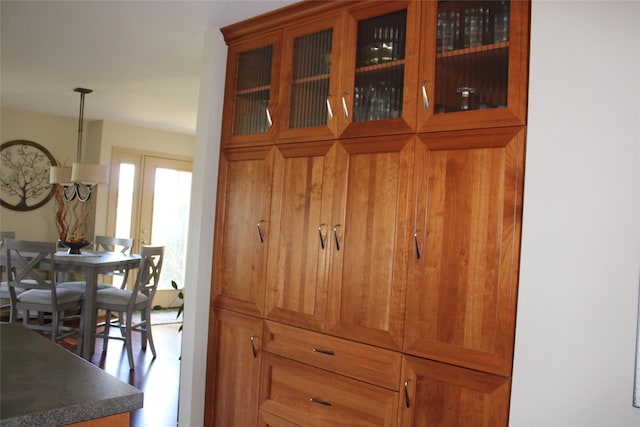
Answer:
[0,231,19,310]
[94,245,165,369]
[4,239,84,350]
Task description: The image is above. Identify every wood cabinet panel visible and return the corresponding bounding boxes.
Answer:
[205,308,263,426]
[265,142,336,330]
[260,353,399,427]
[404,127,525,376]
[416,1,530,132]
[326,136,414,350]
[211,147,274,317]
[399,355,511,427]
[264,320,401,390]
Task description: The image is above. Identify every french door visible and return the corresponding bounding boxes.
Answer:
[107,148,192,307]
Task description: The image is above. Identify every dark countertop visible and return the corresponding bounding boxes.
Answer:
[0,322,143,426]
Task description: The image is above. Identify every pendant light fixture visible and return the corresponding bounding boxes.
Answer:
[49,88,108,202]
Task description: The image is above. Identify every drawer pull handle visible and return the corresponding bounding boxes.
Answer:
[422,80,430,110]
[326,96,334,120]
[257,220,266,244]
[309,397,332,406]
[413,229,421,260]
[404,380,411,408]
[250,335,257,358]
[333,224,341,251]
[312,348,335,356]
[318,223,326,250]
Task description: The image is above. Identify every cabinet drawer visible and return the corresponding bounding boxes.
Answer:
[264,320,401,390]
[260,353,398,427]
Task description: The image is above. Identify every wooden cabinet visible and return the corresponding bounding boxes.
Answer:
[210,147,274,317]
[204,308,264,426]
[221,32,281,147]
[208,1,529,425]
[266,136,413,350]
[416,0,530,132]
[398,355,511,427]
[404,127,525,376]
[325,135,413,350]
[260,353,399,427]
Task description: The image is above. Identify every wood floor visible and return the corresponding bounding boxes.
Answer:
[87,319,182,427]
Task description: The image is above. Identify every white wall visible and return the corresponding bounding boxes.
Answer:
[510,1,640,426]
[0,108,77,240]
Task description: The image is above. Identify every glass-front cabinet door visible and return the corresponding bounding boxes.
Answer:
[417,0,530,132]
[221,32,281,147]
[277,16,345,143]
[341,1,420,138]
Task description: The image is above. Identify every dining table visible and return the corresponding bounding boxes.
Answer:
[51,249,142,359]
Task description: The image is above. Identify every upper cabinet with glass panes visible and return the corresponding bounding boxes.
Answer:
[220,32,281,147]
[417,0,530,132]
[219,0,529,145]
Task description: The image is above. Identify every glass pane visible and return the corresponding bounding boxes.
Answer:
[289,29,333,129]
[150,168,192,290]
[113,163,135,288]
[233,45,273,135]
[353,10,407,123]
[435,0,510,113]
[115,163,135,240]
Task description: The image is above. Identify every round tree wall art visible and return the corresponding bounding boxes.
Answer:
[1,140,58,211]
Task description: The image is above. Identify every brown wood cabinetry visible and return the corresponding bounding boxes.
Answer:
[208,1,529,425]
[205,308,264,426]
[399,355,512,426]
[404,127,525,376]
[210,147,274,317]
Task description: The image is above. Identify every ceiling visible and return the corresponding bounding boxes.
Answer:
[1,0,296,136]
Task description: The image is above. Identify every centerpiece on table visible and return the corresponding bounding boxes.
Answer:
[53,186,92,254]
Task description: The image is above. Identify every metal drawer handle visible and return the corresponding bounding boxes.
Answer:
[341,92,349,118]
[265,106,273,128]
[404,380,411,408]
[422,80,430,110]
[257,220,266,243]
[309,397,332,406]
[312,348,335,356]
[318,223,326,250]
[326,96,334,120]
[333,224,341,251]
[250,335,257,358]
[414,229,421,260]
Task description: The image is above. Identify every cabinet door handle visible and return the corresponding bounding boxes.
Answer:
[341,93,349,118]
[309,397,332,406]
[422,80,430,110]
[404,380,411,408]
[250,335,258,358]
[257,220,266,243]
[413,229,421,260]
[326,96,334,120]
[265,106,273,128]
[318,224,326,250]
[312,348,335,356]
[333,224,341,251]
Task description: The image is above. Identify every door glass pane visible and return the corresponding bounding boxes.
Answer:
[233,45,273,135]
[150,168,192,290]
[289,29,333,129]
[353,10,407,123]
[435,0,510,113]
[115,163,135,240]
[113,163,135,288]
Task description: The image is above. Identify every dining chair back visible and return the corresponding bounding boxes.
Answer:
[95,245,165,369]
[95,235,135,287]
[4,239,84,348]
[0,231,17,310]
